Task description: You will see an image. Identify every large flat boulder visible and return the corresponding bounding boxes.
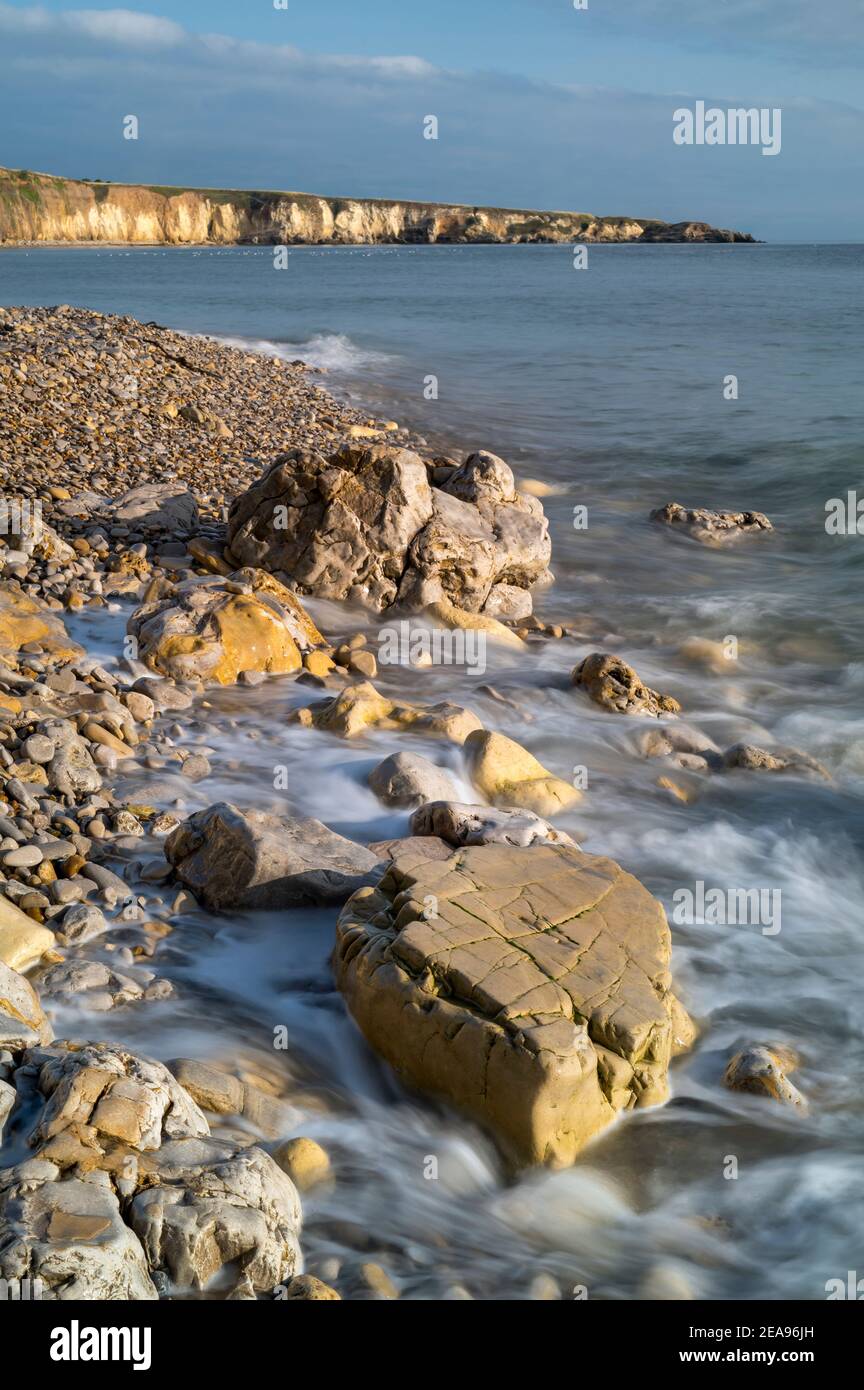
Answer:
[165,802,380,910]
[226,444,550,614]
[334,842,691,1168]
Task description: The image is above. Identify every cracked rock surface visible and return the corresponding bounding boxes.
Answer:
[226,444,550,614]
[334,841,691,1168]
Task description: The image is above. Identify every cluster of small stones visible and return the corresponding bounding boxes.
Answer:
[0,303,423,503]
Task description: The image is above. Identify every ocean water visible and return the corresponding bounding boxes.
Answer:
[2,243,863,1300]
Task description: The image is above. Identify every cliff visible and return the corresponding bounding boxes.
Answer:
[0,166,755,246]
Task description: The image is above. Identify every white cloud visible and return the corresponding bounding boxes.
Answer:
[0,3,438,76]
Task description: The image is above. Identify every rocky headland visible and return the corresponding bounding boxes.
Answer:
[0,166,756,246]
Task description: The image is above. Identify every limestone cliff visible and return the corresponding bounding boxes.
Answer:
[0,166,754,246]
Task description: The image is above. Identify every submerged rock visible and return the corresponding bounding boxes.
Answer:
[723,1044,805,1108]
[651,501,773,545]
[164,802,380,910]
[722,742,830,780]
[572,652,681,717]
[334,841,691,1167]
[368,751,460,809]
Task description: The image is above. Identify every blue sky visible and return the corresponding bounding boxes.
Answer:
[1,1,862,239]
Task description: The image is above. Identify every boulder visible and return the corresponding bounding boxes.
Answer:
[19,1041,210,1162]
[226,444,550,614]
[410,801,577,849]
[272,1136,331,1191]
[0,894,55,971]
[334,841,691,1167]
[128,569,324,686]
[723,1045,805,1108]
[463,729,580,817]
[424,597,525,651]
[368,752,460,809]
[0,585,83,669]
[128,1137,302,1294]
[572,652,681,717]
[293,680,482,744]
[169,1059,245,1115]
[0,959,53,1050]
[0,1078,15,1143]
[226,443,434,610]
[651,501,773,545]
[164,802,380,910]
[46,735,103,797]
[110,482,199,534]
[0,1166,158,1300]
[722,742,830,780]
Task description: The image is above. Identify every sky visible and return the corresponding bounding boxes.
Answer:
[0,0,862,240]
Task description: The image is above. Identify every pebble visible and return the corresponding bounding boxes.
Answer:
[2,844,43,869]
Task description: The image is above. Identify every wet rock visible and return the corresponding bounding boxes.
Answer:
[226,443,549,614]
[293,680,482,744]
[169,1059,245,1115]
[280,1274,341,1300]
[464,729,580,817]
[651,501,773,545]
[722,742,830,780]
[128,569,324,686]
[410,801,577,849]
[128,1137,302,1295]
[0,1166,158,1300]
[164,802,380,911]
[723,1045,805,1107]
[334,841,692,1167]
[272,1136,331,1191]
[368,752,459,809]
[572,652,681,717]
[0,959,52,1049]
[0,894,55,970]
[424,597,525,651]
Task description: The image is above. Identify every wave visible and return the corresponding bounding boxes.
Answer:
[211,331,393,374]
